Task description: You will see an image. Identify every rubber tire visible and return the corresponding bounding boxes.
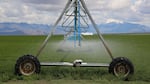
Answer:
[109,57,134,79]
[15,55,40,76]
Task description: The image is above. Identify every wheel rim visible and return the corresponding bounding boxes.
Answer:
[19,59,36,76]
[114,62,130,78]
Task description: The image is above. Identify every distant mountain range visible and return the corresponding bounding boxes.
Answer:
[0,22,149,35]
[99,22,150,34]
[0,23,50,35]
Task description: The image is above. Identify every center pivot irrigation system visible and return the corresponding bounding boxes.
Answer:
[15,0,134,78]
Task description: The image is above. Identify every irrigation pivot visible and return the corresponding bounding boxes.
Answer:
[15,0,134,79]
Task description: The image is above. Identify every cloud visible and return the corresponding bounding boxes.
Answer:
[129,0,150,26]
[0,0,149,27]
[22,0,66,12]
[106,18,123,23]
[0,2,18,17]
[0,0,64,24]
[22,0,64,5]
[132,0,150,14]
[107,0,131,10]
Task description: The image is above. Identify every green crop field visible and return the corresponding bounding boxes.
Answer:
[0,34,150,84]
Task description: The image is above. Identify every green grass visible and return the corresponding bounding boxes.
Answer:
[0,34,150,83]
[2,80,150,84]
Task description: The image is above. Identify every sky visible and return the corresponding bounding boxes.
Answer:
[0,0,149,27]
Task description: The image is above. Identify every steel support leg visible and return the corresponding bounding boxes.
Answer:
[36,0,73,57]
[80,0,114,60]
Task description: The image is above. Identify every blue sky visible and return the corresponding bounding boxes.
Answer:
[0,0,149,27]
